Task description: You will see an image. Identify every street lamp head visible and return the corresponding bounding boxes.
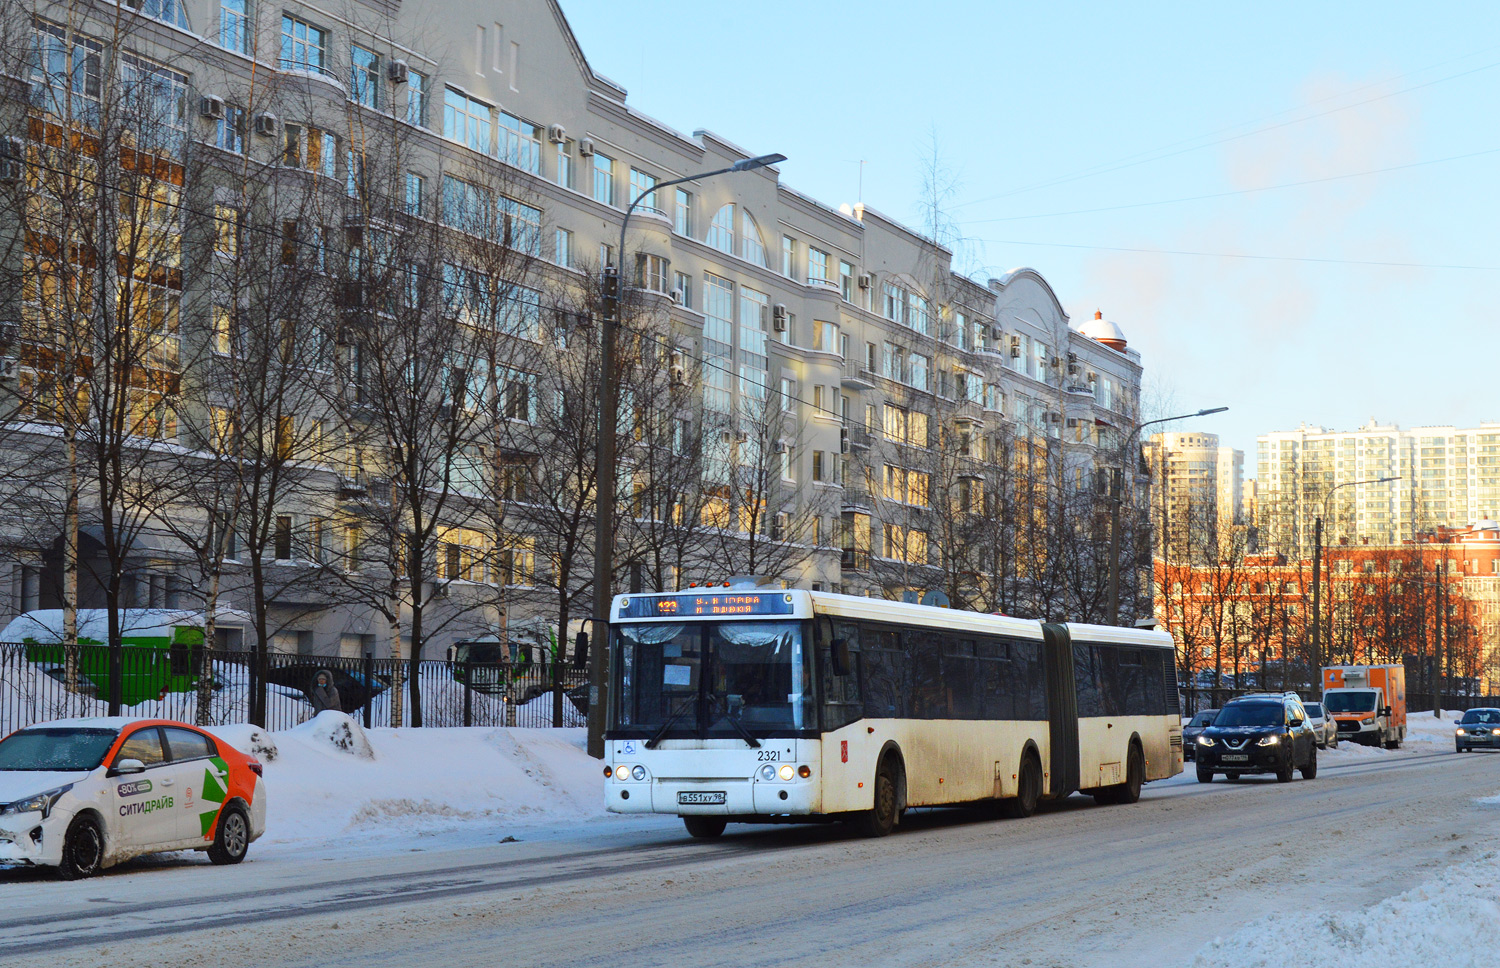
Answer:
[1195,407,1229,416]
[730,153,787,172]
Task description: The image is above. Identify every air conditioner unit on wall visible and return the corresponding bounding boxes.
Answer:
[387,59,409,84]
[1009,335,1021,358]
[670,364,685,386]
[857,272,873,289]
[669,287,684,305]
[0,358,17,380]
[577,137,595,157]
[772,304,788,332]
[548,123,566,144]
[253,113,279,137]
[199,95,226,120]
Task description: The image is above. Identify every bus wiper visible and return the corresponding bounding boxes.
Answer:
[646,702,691,749]
[724,712,762,749]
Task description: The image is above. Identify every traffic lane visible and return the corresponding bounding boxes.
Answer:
[8,747,1498,968]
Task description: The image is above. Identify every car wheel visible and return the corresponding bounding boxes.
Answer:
[682,816,727,839]
[1301,746,1318,780]
[1276,753,1295,783]
[854,759,900,836]
[207,804,250,865]
[1196,762,1214,784]
[1384,736,1400,750]
[57,814,104,880]
[1001,753,1043,819]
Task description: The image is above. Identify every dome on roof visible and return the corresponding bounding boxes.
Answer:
[1078,309,1127,351]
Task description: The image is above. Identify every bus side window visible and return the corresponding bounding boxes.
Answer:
[1012,638,1047,719]
[1141,650,1166,714]
[1074,644,1103,717]
[910,630,945,720]
[822,621,862,729]
[975,638,1013,720]
[1095,646,1125,717]
[861,628,906,719]
[947,638,980,720]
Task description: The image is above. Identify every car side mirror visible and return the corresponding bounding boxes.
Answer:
[1289,718,1303,728]
[1381,707,1392,718]
[108,758,146,777]
[1454,720,1462,725]
[831,639,852,677]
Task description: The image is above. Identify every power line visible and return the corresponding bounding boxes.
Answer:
[961,146,1500,225]
[973,237,1500,272]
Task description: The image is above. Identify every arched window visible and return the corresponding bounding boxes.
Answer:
[740,209,766,266]
[707,203,735,254]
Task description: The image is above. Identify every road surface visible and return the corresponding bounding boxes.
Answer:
[2,745,1497,967]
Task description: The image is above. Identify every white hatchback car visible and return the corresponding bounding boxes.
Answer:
[0,717,267,878]
[1302,701,1338,749]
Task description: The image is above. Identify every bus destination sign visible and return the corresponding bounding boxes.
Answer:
[619,592,796,619]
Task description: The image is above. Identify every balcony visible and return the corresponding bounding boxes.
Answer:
[841,361,876,390]
[840,548,870,571]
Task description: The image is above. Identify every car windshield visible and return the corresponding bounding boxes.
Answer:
[613,621,814,737]
[1214,702,1282,727]
[1304,703,1323,717]
[1324,691,1377,713]
[1462,710,1500,724]
[1191,711,1217,726]
[0,727,118,771]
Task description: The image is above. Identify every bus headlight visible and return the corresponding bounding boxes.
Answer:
[778,764,795,781]
[631,765,648,781]
[758,764,776,781]
[614,765,630,781]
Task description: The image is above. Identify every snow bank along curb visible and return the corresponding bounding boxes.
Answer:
[206,713,607,849]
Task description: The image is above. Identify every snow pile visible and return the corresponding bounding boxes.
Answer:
[208,712,607,849]
[1189,848,1500,965]
[207,722,280,762]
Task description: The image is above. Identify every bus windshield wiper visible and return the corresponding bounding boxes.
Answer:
[646,701,692,749]
[724,711,762,748]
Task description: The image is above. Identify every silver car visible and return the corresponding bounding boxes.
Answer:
[1303,701,1338,749]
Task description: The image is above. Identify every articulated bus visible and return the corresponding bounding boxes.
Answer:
[603,587,1183,838]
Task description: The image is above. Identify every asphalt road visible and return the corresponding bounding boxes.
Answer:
[3,746,1498,968]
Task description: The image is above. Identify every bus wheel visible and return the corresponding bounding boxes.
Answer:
[854,761,899,837]
[1002,753,1042,819]
[1100,745,1145,805]
[682,816,727,839]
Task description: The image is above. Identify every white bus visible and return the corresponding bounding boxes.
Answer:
[603,587,1183,838]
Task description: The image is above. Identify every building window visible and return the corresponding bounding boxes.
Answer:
[120,55,188,149]
[839,260,855,301]
[498,111,541,172]
[592,152,615,205]
[404,172,425,217]
[673,271,692,308]
[954,311,968,350]
[781,236,797,279]
[740,209,767,266]
[274,516,293,560]
[556,140,572,188]
[215,105,244,153]
[629,168,658,212]
[808,247,829,285]
[213,205,240,257]
[219,0,249,53]
[674,189,692,235]
[555,227,573,267]
[909,354,929,392]
[637,253,669,292]
[282,124,337,176]
[405,70,427,126]
[499,195,542,254]
[707,203,735,254]
[350,46,379,108]
[443,87,491,153]
[909,294,930,336]
[812,450,826,482]
[280,15,326,74]
[883,283,904,323]
[815,321,838,353]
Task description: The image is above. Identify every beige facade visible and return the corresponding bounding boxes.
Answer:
[1146,432,1243,540]
[0,0,1146,654]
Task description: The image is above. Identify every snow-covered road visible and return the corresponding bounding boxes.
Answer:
[2,732,1497,967]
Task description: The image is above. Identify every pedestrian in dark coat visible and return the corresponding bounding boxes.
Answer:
[310,668,342,714]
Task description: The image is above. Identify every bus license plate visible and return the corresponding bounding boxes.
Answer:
[1223,754,1249,763]
[678,791,726,805]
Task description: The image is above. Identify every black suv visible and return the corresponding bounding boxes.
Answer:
[1195,695,1318,783]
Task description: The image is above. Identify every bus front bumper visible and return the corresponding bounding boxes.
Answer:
[605,777,818,816]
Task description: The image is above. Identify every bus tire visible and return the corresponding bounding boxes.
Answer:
[1002,753,1042,819]
[1100,744,1144,805]
[854,760,899,837]
[682,816,727,839]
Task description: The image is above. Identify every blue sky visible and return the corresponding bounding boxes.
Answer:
[561,1,1500,463]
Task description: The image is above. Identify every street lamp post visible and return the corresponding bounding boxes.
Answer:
[587,153,786,759]
[1309,476,1398,678]
[1108,406,1227,625]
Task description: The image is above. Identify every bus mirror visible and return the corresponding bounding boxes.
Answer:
[831,639,852,677]
[573,631,589,668]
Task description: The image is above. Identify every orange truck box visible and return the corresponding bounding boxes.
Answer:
[1322,664,1406,747]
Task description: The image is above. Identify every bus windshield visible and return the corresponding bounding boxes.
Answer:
[1324,690,1378,713]
[612,621,815,737]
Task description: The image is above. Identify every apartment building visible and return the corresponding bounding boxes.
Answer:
[1144,432,1243,542]
[0,0,1146,656]
[1258,420,1500,558]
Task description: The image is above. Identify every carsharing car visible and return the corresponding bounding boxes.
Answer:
[1455,708,1500,752]
[0,717,266,879]
[1194,696,1319,783]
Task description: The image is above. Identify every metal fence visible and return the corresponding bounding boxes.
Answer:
[0,642,589,734]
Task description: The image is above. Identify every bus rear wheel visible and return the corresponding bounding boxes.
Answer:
[682,816,727,839]
[1097,745,1144,805]
[854,761,899,837]
[1002,753,1042,819]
